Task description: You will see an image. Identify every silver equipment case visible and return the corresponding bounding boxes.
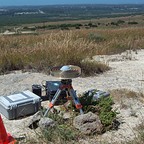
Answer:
[0,90,41,120]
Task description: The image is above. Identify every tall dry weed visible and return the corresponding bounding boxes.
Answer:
[0,27,144,74]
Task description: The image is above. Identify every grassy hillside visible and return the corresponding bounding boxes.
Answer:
[0,27,144,74]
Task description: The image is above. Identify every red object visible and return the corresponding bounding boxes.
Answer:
[49,102,54,108]
[75,104,82,109]
[0,115,16,144]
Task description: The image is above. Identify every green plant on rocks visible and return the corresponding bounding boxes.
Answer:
[42,124,77,144]
[39,111,79,144]
[79,89,118,131]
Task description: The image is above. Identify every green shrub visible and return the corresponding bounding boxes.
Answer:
[39,112,79,144]
[111,21,118,26]
[97,97,117,126]
[117,19,125,24]
[47,111,65,125]
[128,21,138,25]
[79,90,118,130]
[75,26,80,29]
[42,124,77,144]
[88,22,93,27]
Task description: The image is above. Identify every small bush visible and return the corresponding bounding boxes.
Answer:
[42,124,77,144]
[75,26,80,29]
[39,112,79,144]
[47,111,65,125]
[80,61,110,77]
[79,90,118,131]
[88,22,93,27]
[98,97,117,127]
[117,19,125,24]
[128,21,138,25]
[111,22,119,26]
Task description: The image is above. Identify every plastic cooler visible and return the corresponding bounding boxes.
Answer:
[0,90,41,120]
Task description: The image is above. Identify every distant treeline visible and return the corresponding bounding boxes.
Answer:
[22,20,139,31]
[0,4,144,27]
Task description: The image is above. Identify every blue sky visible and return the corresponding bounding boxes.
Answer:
[0,0,144,6]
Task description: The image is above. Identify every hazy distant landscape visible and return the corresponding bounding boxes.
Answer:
[0,4,144,27]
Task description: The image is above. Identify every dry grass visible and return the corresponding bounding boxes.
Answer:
[125,121,144,144]
[0,27,144,74]
[110,88,144,103]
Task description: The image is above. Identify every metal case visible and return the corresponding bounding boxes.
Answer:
[46,81,67,105]
[0,90,41,120]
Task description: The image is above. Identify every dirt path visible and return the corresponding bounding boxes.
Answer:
[0,50,144,143]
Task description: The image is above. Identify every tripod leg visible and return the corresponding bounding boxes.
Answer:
[68,89,84,114]
[44,89,62,117]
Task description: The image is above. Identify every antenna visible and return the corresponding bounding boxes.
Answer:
[44,65,83,116]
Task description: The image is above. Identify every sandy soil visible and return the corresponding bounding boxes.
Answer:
[0,50,144,143]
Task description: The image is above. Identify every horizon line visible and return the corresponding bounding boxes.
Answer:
[1,3,144,7]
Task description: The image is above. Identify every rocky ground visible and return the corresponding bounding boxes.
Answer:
[0,50,144,143]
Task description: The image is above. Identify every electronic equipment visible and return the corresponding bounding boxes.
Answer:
[44,65,83,116]
[31,65,83,116]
